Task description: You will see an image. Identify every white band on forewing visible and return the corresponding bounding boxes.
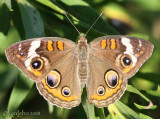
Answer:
[121,37,137,67]
[25,40,41,70]
[18,44,22,51]
[138,39,142,47]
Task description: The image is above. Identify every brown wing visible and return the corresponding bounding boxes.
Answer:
[87,35,153,107]
[89,35,154,79]
[36,53,81,109]
[5,37,76,82]
[87,55,127,107]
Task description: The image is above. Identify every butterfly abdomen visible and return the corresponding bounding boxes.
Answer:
[78,38,88,86]
[79,62,87,86]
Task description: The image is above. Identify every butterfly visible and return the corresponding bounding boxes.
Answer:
[5,34,153,109]
[5,11,154,109]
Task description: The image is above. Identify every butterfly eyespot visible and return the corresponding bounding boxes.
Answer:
[31,58,43,70]
[62,87,71,97]
[137,48,141,52]
[105,70,119,88]
[19,52,24,56]
[97,86,105,96]
[46,70,61,88]
[121,55,132,67]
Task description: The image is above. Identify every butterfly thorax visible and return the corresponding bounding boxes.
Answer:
[78,36,88,86]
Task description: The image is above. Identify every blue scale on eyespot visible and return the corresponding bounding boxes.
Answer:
[32,60,41,69]
[47,75,56,87]
[64,89,69,95]
[19,52,24,56]
[109,75,117,86]
[98,88,104,94]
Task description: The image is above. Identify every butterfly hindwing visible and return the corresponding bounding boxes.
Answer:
[36,53,81,109]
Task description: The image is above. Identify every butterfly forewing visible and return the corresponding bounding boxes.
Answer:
[89,36,154,78]
[5,37,76,82]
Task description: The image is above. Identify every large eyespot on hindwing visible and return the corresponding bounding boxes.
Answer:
[62,87,71,97]
[105,70,119,88]
[45,70,61,89]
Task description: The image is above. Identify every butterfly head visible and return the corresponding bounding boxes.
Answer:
[78,33,87,43]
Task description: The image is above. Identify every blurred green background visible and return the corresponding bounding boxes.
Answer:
[0,0,160,119]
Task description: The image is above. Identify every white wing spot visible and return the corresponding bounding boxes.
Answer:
[139,40,142,47]
[121,37,137,67]
[24,40,41,70]
[28,40,41,57]
[18,44,22,51]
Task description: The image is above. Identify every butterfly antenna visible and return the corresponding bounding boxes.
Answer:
[63,11,81,36]
[85,12,103,36]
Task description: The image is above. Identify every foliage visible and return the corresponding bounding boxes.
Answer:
[0,0,160,119]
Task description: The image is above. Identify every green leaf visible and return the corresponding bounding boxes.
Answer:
[134,103,157,110]
[95,107,105,119]
[36,0,119,40]
[129,33,149,40]
[55,107,70,119]
[137,72,160,84]
[115,101,142,119]
[0,32,7,54]
[108,104,125,119]
[139,113,153,119]
[4,0,13,11]
[130,0,160,11]
[0,64,18,90]
[7,71,34,113]
[146,86,160,97]
[18,0,44,39]
[127,85,150,102]
[11,0,25,39]
[47,102,54,114]
[36,0,64,14]
[0,27,21,54]
[127,85,157,109]
[82,88,96,119]
[0,3,10,34]
[59,0,119,35]
[36,0,107,38]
